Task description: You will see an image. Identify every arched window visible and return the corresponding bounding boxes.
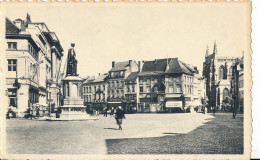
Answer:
[219,67,224,80]
[219,65,227,80]
[223,88,229,100]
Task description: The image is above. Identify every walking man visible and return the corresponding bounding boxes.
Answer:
[103,107,108,117]
[115,106,126,130]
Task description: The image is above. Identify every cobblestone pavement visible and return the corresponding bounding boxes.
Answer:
[6,113,243,154]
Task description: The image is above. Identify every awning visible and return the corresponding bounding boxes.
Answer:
[165,101,182,108]
[108,102,122,104]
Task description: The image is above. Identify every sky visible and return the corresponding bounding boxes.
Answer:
[4,3,250,78]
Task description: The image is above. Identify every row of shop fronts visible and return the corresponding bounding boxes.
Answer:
[83,93,200,114]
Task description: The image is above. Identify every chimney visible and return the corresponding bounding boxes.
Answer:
[13,19,23,30]
[99,73,101,76]
[112,61,115,68]
[138,61,141,72]
[154,59,157,64]
[129,60,132,65]
[139,60,144,72]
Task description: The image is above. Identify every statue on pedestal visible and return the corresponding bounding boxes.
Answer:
[66,43,78,76]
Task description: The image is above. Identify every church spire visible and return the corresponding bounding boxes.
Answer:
[213,40,217,54]
[205,45,209,58]
[26,13,31,23]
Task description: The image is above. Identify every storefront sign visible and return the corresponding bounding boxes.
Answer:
[166,101,182,108]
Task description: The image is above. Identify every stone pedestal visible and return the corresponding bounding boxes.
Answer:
[48,76,96,121]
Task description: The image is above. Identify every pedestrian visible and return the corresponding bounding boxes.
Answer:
[115,106,126,130]
[103,107,108,117]
[36,107,40,118]
[110,107,114,117]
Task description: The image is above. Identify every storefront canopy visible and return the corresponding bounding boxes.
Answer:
[165,101,182,108]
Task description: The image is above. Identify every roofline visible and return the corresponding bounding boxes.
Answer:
[6,34,40,52]
[30,22,51,32]
[6,17,20,32]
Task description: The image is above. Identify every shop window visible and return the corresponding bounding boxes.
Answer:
[8,59,17,71]
[8,42,17,50]
[8,88,17,107]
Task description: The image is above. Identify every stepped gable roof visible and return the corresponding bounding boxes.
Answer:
[6,18,20,34]
[110,61,129,72]
[93,73,108,83]
[125,72,139,81]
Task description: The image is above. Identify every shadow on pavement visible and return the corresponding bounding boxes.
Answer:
[162,132,180,135]
[104,128,119,130]
[105,113,243,154]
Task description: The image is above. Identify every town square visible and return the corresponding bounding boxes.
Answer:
[1,2,251,158]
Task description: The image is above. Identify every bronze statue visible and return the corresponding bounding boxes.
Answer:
[66,43,78,76]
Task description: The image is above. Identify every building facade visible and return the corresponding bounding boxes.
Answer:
[5,15,63,116]
[203,42,239,110]
[124,72,139,113]
[82,77,95,110]
[230,55,244,112]
[107,60,139,110]
[137,58,199,113]
[91,73,108,111]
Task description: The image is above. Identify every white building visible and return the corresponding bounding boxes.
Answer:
[5,15,63,116]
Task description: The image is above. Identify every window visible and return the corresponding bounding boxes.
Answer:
[132,85,135,92]
[112,91,115,98]
[223,88,229,100]
[147,86,151,92]
[219,65,227,80]
[140,79,143,84]
[176,84,182,93]
[8,59,17,71]
[116,90,120,98]
[140,86,143,92]
[147,78,151,84]
[8,42,17,50]
[154,78,158,83]
[121,90,124,98]
[169,85,174,93]
[127,86,130,92]
[8,88,17,107]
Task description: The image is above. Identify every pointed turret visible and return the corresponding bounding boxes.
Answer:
[205,45,209,58]
[213,40,217,54]
[26,13,31,23]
